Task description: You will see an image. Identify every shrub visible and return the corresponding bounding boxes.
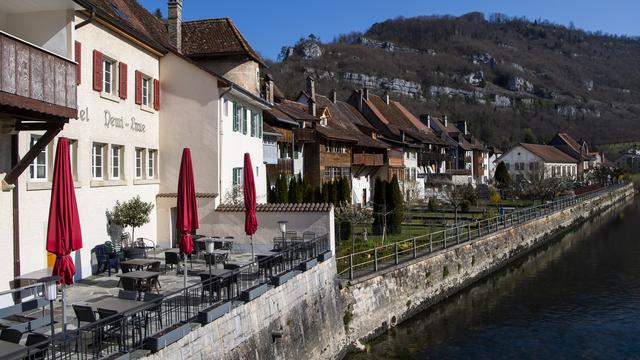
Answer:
[108,196,154,241]
[428,197,439,211]
[489,190,501,204]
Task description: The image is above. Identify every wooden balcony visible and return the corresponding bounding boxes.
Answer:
[293,128,315,143]
[352,153,384,166]
[0,31,77,119]
[419,152,451,165]
[388,155,403,167]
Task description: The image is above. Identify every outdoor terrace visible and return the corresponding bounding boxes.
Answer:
[0,232,331,359]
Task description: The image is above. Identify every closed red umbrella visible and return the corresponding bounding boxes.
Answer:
[177,148,198,256]
[46,138,82,285]
[243,153,258,260]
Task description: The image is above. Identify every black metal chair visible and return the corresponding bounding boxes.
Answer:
[0,328,22,343]
[118,290,138,300]
[120,278,139,292]
[143,293,164,328]
[25,333,49,360]
[97,308,123,351]
[147,262,162,291]
[124,247,146,259]
[95,245,118,276]
[72,305,97,328]
[164,251,181,274]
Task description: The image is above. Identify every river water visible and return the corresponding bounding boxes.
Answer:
[349,197,640,360]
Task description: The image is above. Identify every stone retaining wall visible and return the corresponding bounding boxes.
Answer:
[143,259,348,360]
[340,184,635,349]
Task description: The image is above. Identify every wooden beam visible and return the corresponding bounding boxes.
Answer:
[11,135,20,278]
[15,121,65,132]
[3,125,62,185]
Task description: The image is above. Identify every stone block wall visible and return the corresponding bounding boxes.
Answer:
[143,259,348,360]
[341,185,635,346]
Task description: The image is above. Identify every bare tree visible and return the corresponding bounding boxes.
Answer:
[522,163,572,201]
[222,185,244,205]
[443,185,466,224]
[335,206,374,253]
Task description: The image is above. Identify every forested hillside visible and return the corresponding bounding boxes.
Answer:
[268,12,640,148]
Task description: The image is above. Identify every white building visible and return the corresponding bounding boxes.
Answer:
[497,143,578,182]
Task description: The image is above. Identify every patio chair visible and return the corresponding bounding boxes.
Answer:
[95,245,118,276]
[97,308,124,349]
[73,304,97,328]
[118,290,138,300]
[124,247,146,260]
[164,251,181,274]
[147,262,162,290]
[143,293,164,328]
[194,240,206,258]
[25,333,49,360]
[0,328,22,343]
[120,278,139,292]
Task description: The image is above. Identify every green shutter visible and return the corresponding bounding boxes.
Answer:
[243,108,248,134]
[232,102,238,132]
[250,111,256,137]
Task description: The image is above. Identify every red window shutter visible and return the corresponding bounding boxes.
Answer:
[92,50,103,92]
[153,79,160,110]
[119,62,128,99]
[135,70,142,105]
[75,41,81,85]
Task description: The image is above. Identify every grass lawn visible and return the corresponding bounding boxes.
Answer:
[336,224,442,257]
[627,173,640,184]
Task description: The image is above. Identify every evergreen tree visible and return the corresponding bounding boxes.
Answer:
[321,183,330,203]
[314,187,322,203]
[372,177,386,235]
[276,175,289,203]
[329,181,338,205]
[338,177,351,205]
[288,177,299,204]
[302,176,314,203]
[494,161,512,189]
[267,181,274,203]
[295,175,305,203]
[387,175,404,235]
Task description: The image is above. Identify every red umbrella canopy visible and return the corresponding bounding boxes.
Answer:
[46,138,82,285]
[177,148,198,255]
[243,153,258,236]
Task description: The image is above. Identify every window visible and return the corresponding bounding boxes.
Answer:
[327,141,347,153]
[103,58,116,95]
[135,148,145,179]
[68,139,78,181]
[250,110,256,137]
[505,163,510,170]
[406,151,417,160]
[323,167,350,181]
[110,145,122,180]
[232,167,243,186]
[141,77,151,107]
[148,149,157,179]
[242,108,248,135]
[29,136,47,180]
[92,143,105,179]
[233,102,242,132]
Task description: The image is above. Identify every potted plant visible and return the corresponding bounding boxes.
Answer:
[108,196,154,241]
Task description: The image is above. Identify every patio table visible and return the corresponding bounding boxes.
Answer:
[75,297,143,314]
[120,259,160,271]
[0,340,26,358]
[117,271,161,293]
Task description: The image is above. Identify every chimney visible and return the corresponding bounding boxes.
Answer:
[444,115,448,127]
[168,0,183,52]
[357,90,363,111]
[420,114,431,128]
[457,121,468,135]
[264,74,274,103]
[330,89,337,104]
[363,88,369,101]
[384,91,390,105]
[306,76,316,117]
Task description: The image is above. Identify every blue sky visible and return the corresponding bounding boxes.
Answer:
[139,0,640,60]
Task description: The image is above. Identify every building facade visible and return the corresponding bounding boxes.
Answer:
[498,143,578,182]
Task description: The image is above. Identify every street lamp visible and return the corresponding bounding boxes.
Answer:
[278,221,288,240]
[39,276,61,337]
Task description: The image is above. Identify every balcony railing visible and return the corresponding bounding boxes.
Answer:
[353,153,384,166]
[419,152,451,164]
[0,31,77,118]
[388,156,403,167]
[293,128,315,143]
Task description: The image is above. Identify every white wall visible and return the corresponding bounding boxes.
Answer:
[351,175,370,206]
[500,146,577,180]
[2,10,74,58]
[14,18,160,281]
[158,52,221,248]
[219,95,267,205]
[209,209,335,254]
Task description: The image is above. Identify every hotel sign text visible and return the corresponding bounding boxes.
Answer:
[77,106,146,133]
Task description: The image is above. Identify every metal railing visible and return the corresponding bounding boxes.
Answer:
[336,184,627,280]
[8,234,330,360]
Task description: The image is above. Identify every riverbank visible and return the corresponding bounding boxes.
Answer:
[348,189,640,359]
[339,184,635,356]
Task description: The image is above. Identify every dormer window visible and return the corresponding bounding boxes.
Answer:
[320,116,327,126]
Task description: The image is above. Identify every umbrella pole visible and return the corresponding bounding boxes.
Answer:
[251,235,255,263]
[62,284,67,336]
